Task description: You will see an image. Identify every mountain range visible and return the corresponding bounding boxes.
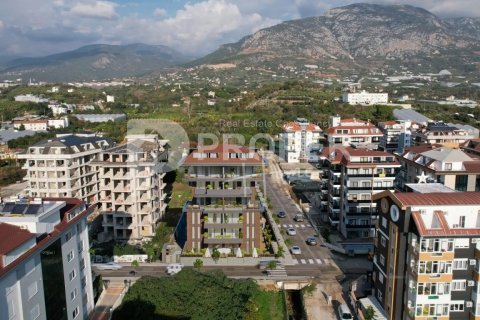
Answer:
[1,3,479,81]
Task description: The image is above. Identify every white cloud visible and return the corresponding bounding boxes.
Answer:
[0,20,4,30]
[52,0,64,6]
[70,1,117,19]
[153,8,167,17]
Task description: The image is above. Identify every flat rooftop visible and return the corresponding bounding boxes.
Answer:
[0,201,59,217]
[405,183,456,194]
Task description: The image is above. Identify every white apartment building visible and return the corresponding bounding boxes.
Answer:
[14,94,49,103]
[378,120,413,154]
[342,90,388,105]
[18,133,114,204]
[326,116,383,148]
[13,119,48,131]
[280,118,323,163]
[0,198,95,320]
[412,121,474,147]
[93,135,168,242]
[47,117,70,129]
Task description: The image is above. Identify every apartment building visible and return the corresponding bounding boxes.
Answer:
[342,90,388,105]
[320,146,400,239]
[93,135,168,242]
[181,144,264,255]
[378,120,413,154]
[326,116,383,148]
[411,121,474,148]
[19,133,114,204]
[0,198,95,320]
[279,118,323,163]
[372,191,480,320]
[396,145,480,191]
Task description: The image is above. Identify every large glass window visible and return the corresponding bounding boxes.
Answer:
[455,175,468,191]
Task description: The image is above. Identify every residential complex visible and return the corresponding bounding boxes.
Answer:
[93,135,168,242]
[320,147,400,239]
[411,121,474,148]
[73,114,127,123]
[19,133,114,204]
[378,120,413,154]
[396,145,480,191]
[0,198,95,320]
[279,118,323,163]
[342,90,388,105]
[372,191,480,320]
[181,144,264,256]
[326,116,383,149]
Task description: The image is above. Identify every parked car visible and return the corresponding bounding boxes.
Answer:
[93,262,123,270]
[306,237,317,246]
[166,263,184,275]
[337,304,353,319]
[294,214,304,222]
[290,246,302,255]
[286,227,297,235]
[277,211,286,218]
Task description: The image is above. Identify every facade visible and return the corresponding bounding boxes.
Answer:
[182,144,264,255]
[320,147,400,239]
[396,145,480,192]
[13,119,48,131]
[378,120,413,154]
[279,118,323,163]
[73,114,126,123]
[48,117,70,129]
[93,135,168,241]
[342,91,388,105]
[412,122,474,148]
[326,116,383,149]
[18,133,114,204]
[14,94,49,103]
[0,198,95,320]
[372,191,480,320]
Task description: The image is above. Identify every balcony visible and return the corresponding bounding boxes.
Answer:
[347,186,394,191]
[194,188,252,197]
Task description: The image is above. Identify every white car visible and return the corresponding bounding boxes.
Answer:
[286,227,297,236]
[290,246,302,255]
[166,263,184,275]
[93,262,123,270]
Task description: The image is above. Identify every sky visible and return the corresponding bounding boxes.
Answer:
[0,0,478,59]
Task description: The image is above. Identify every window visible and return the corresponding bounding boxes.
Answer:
[453,259,468,270]
[382,218,387,228]
[450,302,464,312]
[445,163,452,170]
[455,175,468,191]
[7,299,15,320]
[67,250,74,262]
[80,258,85,271]
[451,280,466,291]
[69,270,76,281]
[380,254,385,266]
[378,290,382,300]
[379,273,384,284]
[30,305,40,320]
[71,288,77,301]
[381,236,387,247]
[78,241,84,254]
[65,231,73,242]
[72,307,79,319]
[459,216,466,228]
[27,281,38,300]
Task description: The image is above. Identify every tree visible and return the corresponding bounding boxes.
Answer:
[18,124,26,131]
[365,306,375,320]
[193,259,204,270]
[267,260,277,270]
[212,249,221,263]
[276,245,285,258]
[145,246,155,263]
[131,260,139,276]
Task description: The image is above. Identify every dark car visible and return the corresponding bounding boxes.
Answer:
[306,237,317,246]
[277,211,286,218]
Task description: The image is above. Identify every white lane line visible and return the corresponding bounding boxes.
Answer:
[316,259,323,264]
[295,224,299,228]
[323,259,330,264]
[308,259,314,264]
[289,224,293,228]
[300,259,306,264]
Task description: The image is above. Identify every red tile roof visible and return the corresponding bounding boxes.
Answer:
[0,223,35,260]
[282,122,322,132]
[394,192,480,207]
[412,210,480,236]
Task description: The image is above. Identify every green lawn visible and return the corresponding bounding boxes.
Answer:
[168,182,193,209]
[253,289,286,320]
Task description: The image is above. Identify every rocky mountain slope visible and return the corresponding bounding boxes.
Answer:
[0,44,190,82]
[194,3,480,72]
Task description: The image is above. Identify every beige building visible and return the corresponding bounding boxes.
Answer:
[93,135,168,242]
[326,116,383,148]
[19,133,114,204]
[411,122,474,148]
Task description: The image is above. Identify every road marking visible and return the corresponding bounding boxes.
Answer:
[316,259,322,264]
[300,224,306,228]
[323,259,330,264]
[282,224,288,228]
[289,224,293,228]
[300,259,306,264]
[308,259,314,264]
[295,224,299,228]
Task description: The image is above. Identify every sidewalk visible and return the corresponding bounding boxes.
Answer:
[304,281,346,320]
[89,282,127,320]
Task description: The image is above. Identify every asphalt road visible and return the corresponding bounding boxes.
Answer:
[265,156,334,269]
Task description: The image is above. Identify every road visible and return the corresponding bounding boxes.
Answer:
[264,154,335,269]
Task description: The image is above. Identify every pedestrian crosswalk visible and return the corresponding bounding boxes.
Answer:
[281,224,312,229]
[293,258,330,265]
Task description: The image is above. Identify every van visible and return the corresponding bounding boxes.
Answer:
[337,304,353,319]
[166,263,184,275]
[294,214,304,222]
